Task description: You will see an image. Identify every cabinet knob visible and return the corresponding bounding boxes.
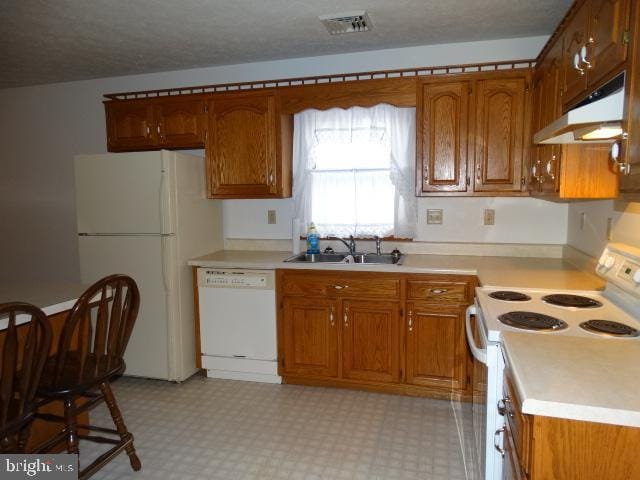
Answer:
[329,307,335,327]
[580,45,592,69]
[344,307,349,327]
[268,169,274,185]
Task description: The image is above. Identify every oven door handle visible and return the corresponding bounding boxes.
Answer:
[465,305,487,365]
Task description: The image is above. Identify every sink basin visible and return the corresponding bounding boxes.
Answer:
[284,252,405,265]
[284,253,347,263]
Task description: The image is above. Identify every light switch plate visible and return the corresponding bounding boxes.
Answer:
[427,209,443,225]
[267,210,277,224]
[484,209,495,226]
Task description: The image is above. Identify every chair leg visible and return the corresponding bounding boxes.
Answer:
[100,382,141,471]
[64,398,80,455]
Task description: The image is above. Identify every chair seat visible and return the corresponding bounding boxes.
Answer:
[38,353,125,398]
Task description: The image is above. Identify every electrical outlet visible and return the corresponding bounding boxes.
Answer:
[427,209,443,225]
[267,210,277,224]
[484,209,495,226]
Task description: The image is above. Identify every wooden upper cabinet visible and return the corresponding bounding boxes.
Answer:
[156,99,206,148]
[417,80,470,193]
[563,3,591,105]
[405,303,467,392]
[105,98,206,152]
[106,101,156,151]
[341,299,400,384]
[280,296,338,378]
[207,92,292,198]
[562,0,630,107]
[587,0,630,88]
[474,77,527,192]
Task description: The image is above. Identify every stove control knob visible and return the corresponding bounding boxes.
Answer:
[633,270,640,284]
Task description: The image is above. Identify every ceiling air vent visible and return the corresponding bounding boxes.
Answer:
[319,11,373,35]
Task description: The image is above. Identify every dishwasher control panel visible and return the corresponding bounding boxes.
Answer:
[198,268,274,289]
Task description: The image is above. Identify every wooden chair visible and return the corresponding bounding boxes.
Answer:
[36,274,141,479]
[0,302,52,453]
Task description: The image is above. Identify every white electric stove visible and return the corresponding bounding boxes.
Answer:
[465,242,640,480]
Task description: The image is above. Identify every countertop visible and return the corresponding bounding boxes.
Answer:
[0,282,86,316]
[502,332,640,427]
[188,250,605,291]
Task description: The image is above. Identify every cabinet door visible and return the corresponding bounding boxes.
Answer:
[105,101,156,151]
[341,300,400,383]
[474,77,526,192]
[587,0,630,88]
[541,40,564,126]
[416,80,470,193]
[563,4,591,105]
[157,99,206,148]
[281,297,338,378]
[207,93,278,198]
[406,303,467,391]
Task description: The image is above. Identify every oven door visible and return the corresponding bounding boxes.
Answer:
[466,303,503,480]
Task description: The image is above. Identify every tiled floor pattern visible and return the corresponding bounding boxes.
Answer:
[80,375,471,480]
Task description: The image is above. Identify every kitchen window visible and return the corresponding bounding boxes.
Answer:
[292,104,416,238]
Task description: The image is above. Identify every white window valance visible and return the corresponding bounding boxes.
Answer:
[292,104,417,238]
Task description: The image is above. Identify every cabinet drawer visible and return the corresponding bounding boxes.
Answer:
[279,271,400,299]
[407,280,469,303]
[503,369,531,474]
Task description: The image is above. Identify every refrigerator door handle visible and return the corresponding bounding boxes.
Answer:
[160,153,175,235]
[160,235,175,293]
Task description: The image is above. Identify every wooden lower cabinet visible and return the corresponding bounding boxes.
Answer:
[405,303,467,392]
[277,269,474,399]
[342,299,400,383]
[503,369,640,480]
[280,296,338,378]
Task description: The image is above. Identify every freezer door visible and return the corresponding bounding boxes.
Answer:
[78,235,172,380]
[74,151,175,234]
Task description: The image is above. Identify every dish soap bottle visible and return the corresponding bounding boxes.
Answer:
[306,222,320,254]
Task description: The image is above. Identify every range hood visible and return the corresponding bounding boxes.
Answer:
[533,74,625,144]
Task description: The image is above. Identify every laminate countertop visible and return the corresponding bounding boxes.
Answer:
[188,250,605,291]
[502,332,640,427]
[0,282,87,316]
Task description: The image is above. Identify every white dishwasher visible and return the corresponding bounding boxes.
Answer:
[197,268,280,383]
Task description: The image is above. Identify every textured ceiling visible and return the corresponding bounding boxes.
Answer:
[0,0,572,89]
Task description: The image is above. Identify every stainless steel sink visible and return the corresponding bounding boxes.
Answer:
[284,252,405,265]
[284,253,347,263]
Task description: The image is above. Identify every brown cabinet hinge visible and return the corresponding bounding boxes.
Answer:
[521,176,526,187]
[525,84,530,93]
[623,30,630,45]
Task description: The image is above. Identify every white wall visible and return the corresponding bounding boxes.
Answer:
[567,200,640,257]
[223,197,568,244]
[0,36,549,283]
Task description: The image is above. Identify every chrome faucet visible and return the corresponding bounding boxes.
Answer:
[375,236,382,255]
[328,235,357,255]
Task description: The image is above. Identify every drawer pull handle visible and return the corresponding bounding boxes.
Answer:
[344,307,349,327]
[329,307,335,327]
[430,288,448,294]
[494,426,506,457]
[332,284,349,290]
[408,310,413,332]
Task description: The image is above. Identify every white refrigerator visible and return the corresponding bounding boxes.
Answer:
[74,150,222,381]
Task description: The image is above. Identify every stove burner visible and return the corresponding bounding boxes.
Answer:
[541,294,603,308]
[489,291,532,302]
[579,320,640,337]
[498,311,568,331]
